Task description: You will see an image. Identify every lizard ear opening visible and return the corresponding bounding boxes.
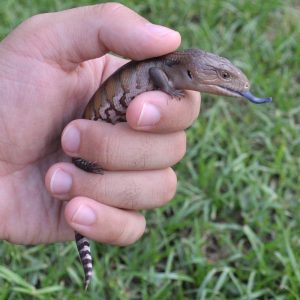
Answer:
[187,70,193,79]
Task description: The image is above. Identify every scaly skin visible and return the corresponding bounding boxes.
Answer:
[73,48,272,289]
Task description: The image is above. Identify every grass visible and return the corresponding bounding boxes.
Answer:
[1,0,300,299]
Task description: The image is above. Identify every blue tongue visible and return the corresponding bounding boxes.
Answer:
[240,91,272,104]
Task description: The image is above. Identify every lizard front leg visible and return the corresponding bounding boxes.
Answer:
[149,67,185,99]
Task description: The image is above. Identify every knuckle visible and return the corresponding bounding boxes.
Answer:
[133,137,152,169]
[105,223,126,245]
[107,214,145,246]
[21,14,44,29]
[80,121,120,168]
[20,14,52,38]
[0,213,9,241]
[95,3,147,60]
[188,92,201,125]
[102,2,127,13]
[102,175,141,209]
[122,215,146,246]
[88,175,104,200]
[171,132,187,163]
[120,178,141,210]
[100,133,121,168]
[163,168,178,203]
[94,2,128,19]
[155,168,177,206]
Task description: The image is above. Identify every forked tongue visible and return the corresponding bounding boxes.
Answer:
[240,91,272,104]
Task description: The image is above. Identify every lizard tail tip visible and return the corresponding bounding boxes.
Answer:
[83,267,93,291]
[84,277,91,291]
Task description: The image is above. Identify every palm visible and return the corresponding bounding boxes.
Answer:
[0,42,103,244]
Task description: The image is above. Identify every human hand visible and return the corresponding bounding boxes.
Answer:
[0,4,200,245]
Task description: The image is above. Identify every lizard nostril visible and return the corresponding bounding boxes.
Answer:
[245,82,250,89]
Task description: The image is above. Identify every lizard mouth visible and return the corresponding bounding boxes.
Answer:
[217,86,272,104]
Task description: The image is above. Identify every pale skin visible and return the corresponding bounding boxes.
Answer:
[0,4,200,246]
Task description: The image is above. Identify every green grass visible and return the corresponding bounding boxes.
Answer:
[1,0,300,299]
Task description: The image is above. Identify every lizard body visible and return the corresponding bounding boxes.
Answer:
[73,48,272,289]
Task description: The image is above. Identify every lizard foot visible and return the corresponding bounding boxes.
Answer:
[167,89,185,100]
[72,157,103,174]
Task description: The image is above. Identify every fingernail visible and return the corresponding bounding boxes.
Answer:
[72,205,96,226]
[145,23,178,37]
[62,126,80,153]
[50,168,72,194]
[138,103,161,127]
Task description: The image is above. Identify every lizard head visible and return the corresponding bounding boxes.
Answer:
[166,49,272,104]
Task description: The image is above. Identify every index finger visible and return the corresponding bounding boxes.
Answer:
[3,3,181,70]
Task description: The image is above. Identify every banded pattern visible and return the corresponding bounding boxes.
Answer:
[84,60,156,124]
[75,232,93,290]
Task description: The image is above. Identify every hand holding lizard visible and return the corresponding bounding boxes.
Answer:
[0,4,200,245]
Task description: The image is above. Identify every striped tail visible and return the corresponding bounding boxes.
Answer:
[75,232,93,290]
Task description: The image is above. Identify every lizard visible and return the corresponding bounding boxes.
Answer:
[72,48,272,289]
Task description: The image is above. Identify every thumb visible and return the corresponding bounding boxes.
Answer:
[2,3,181,70]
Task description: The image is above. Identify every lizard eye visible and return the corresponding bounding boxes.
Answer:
[187,70,193,79]
[220,71,231,80]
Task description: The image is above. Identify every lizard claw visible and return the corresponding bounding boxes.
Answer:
[167,89,185,100]
[174,89,185,99]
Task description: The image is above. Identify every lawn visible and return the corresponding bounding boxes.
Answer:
[0,0,300,299]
